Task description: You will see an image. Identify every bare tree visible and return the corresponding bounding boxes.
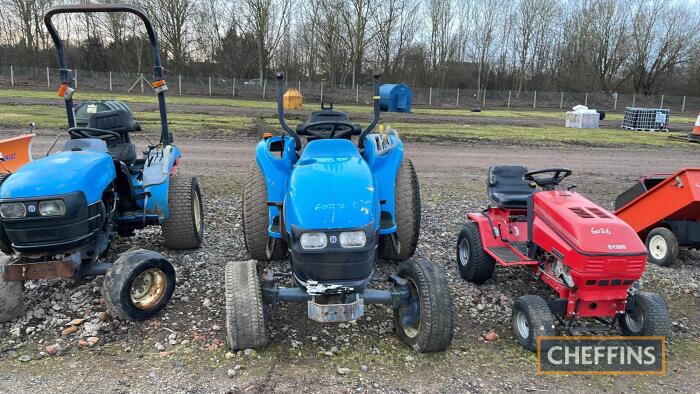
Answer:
[240,0,291,82]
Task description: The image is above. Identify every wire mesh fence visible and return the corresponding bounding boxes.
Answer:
[1,65,699,114]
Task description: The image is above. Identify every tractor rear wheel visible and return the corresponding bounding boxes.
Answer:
[619,292,671,336]
[511,295,556,352]
[102,249,176,320]
[381,157,420,261]
[456,221,496,284]
[393,259,454,352]
[0,257,23,323]
[243,164,287,260]
[225,260,268,350]
[645,227,678,266]
[162,176,204,250]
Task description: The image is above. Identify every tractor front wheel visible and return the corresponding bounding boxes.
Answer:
[243,164,287,260]
[0,257,24,323]
[645,227,678,266]
[393,259,454,352]
[225,260,268,350]
[381,157,420,261]
[103,250,176,320]
[456,221,496,284]
[511,295,556,352]
[619,292,671,336]
[162,176,204,250]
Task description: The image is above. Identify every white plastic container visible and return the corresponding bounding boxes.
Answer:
[566,106,599,129]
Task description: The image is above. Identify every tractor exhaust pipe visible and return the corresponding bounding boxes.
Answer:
[276,72,301,150]
[358,72,381,149]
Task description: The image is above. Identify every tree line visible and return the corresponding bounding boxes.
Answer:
[1,0,699,95]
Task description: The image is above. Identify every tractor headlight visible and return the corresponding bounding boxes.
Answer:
[300,232,327,250]
[38,200,66,217]
[0,203,26,219]
[339,231,366,248]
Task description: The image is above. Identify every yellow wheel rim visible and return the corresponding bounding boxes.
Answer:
[130,268,168,310]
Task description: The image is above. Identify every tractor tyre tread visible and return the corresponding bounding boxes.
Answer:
[394,259,454,352]
[0,258,23,323]
[512,295,556,352]
[243,164,286,261]
[161,175,204,250]
[225,260,268,350]
[456,222,496,284]
[645,227,678,267]
[382,157,421,261]
[619,291,671,336]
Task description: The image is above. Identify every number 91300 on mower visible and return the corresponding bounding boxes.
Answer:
[0,4,204,323]
[456,166,670,352]
[224,72,454,353]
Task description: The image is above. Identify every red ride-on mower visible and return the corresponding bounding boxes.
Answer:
[456,166,671,351]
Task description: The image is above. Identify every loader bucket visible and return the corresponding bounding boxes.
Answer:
[0,134,34,173]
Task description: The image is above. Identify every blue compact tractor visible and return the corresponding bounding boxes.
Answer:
[0,4,204,322]
[224,73,453,352]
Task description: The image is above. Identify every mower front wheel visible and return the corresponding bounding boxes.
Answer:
[393,259,454,352]
[103,250,176,320]
[0,257,24,323]
[162,176,205,250]
[645,227,678,266]
[225,260,268,350]
[456,221,496,284]
[511,295,556,352]
[619,292,671,337]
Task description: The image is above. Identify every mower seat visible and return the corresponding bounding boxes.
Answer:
[88,109,140,164]
[487,165,535,209]
[296,107,361,138]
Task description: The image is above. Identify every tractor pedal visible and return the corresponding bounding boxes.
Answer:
[488,246,522,263]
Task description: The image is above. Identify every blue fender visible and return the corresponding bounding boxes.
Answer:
[132,144,182,221]
[256,136,298,238]
[362,133,404,234]
[0,150,115,203]
[284,139,379,233]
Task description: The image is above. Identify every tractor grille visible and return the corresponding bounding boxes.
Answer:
[585,259,606,272]
[569,207,594,219]
[586,207,612,219]
[569,207,612,219]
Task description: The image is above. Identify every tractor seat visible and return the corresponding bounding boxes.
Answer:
[486,165,535,209]
[88,109,140,164]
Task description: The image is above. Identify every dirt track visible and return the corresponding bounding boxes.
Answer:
[1,133,700,393]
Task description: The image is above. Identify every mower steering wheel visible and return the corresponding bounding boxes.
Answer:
[298,121,359,139]
[523,168,572,189]
[68,127,121,141]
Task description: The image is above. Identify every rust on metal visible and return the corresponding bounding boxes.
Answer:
[2,260,75,281]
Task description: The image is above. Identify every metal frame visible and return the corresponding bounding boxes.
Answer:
[44,3,171,145]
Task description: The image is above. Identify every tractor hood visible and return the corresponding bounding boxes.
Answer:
[0,150,116,204]
[284,140,378,231]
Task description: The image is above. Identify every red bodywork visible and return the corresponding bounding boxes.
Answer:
[470,190,647,318]
[615,168,700,234]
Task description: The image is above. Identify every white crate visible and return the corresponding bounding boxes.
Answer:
[566,111,599,128]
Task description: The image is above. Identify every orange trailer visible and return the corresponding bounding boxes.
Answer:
[614,168,700,266]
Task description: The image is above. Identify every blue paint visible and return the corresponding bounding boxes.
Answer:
[0,150,116,203]
[379,84,412,113]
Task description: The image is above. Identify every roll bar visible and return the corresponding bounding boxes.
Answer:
[275,71,382,150]
[44,4,171,145]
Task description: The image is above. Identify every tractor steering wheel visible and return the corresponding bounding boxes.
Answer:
[68,127,121,141]
[297,121,359,140]
[523,168,572,190]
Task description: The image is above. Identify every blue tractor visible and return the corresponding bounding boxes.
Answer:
[0,4,204,322]
[224,73,454,352]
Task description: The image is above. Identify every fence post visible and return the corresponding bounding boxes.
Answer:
[632,93,636,107]
[659,95,664,109]
[298,80,301,93]
[74,69,77,89]
[507,90,511,108]
[320,82,324,103]
[429,87,433,106]
[482,89,486,108]
[356,84,359,104]
[533,91,537,109]
[178,75,182,95]
[262,79,267,100]
[613,93,618,111]
[584,92,588,107]
[10,65,14,87]
[140,73,144,93]
[208,76,212,96]
[560,92,563,109]
[109,71,112,92]
[232,78,236,97]
[47,67,51,88]
[682,96,686,112]
[456,88,460,107]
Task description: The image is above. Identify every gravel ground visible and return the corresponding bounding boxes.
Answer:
[0,134,699,393]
